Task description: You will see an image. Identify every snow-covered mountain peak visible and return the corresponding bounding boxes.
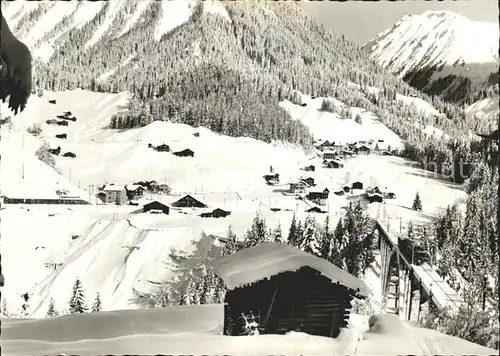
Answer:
[365,10,499,78]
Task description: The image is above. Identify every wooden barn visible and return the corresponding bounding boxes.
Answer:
[351,181,363,190]
[212,242,369,338]
[143,201,170,214]
[173,148,195,157]
[171,194,207,208]
[327,160,343,169]
[306,206,326,214]
[200,208,231,218]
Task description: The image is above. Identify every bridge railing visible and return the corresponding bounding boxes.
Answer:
[412,263,464,313]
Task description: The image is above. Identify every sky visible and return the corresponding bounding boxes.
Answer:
[301,0,499,45]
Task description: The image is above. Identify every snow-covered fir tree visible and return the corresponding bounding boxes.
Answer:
[294,220,305,247]
[272,224,284,243]
[300,216,320,255]
[287,213,299,246]
[153,286,170,308]
[223,225,239,256]
[181,273,197,306]
[244,213,268,248]
[317,216,332,259]
[214,277,227,304]
[412,191,422,211]
[329,219,345,268]
[91,292,102,312]
[46,297,59,318]
[69,277,88,314]
[200,264,219,304]
[341,203,374,277]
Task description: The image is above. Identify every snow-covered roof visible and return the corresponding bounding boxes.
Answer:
[103,184,125,191]
[212,242,370,296]
[126,184,144,191]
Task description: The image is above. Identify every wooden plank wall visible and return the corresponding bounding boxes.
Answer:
[224,267,355,338]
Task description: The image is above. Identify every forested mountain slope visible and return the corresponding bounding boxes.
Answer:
[3,1,497,172]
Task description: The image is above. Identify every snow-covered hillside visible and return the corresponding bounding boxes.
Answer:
[365,11,499,78]
[0,89,467,319]
[2,307,497,356]
[466,96,500,121]
[280,95,404,150]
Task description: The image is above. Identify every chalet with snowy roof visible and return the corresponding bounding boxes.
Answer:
[154,144,170,152]
[366,192,384,203]
[212,242,369,338]
[355,144,371,155]
[342,148,354,156]
[171,194,207,208]
[173,148,195,157]
[289,181,307,195]
[125,185,145,200]
[153,182,171,194]
[322,151,337,160]
[200,208,231,218]
[143,200,170,215]
[307,188,330,205]
[300,177,315,187]
[316,140,334,151]
[102,184,127,205]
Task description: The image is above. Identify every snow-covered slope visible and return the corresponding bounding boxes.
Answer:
[365,11,499,78]
[365,11,499,102]
[1,89,468,320]
[465,96,500,121]
[2,307,497,356]
[280,95,404,150]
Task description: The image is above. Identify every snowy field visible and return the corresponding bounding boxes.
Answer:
[0,89,467,319]
[2,306,497,356]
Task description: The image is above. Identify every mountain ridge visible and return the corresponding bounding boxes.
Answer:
[364,10,499,103]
